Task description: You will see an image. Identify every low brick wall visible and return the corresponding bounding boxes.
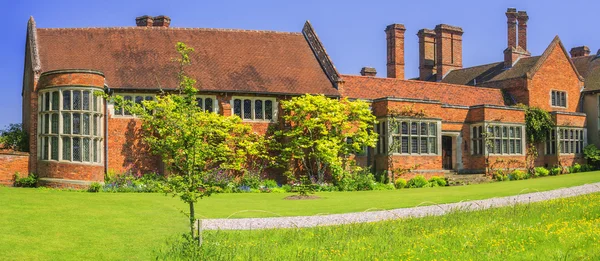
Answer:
[0,152,30,186]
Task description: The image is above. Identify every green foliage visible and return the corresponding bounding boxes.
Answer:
[88,182,102,193]
[240,172,261,189]
[262,179,278,189]
[569,163,582,174]
[371,183,396,191]
[581,164,595,172]
[275,94,377,186]
[583,144,600,166]
[509,170,528,181]
[394,178,407,189]
[519,105,554,144]
[550,167,562,176]
[428,176,447,187]
[332,166,376,191]
[407,175,428,188]
[103,172,167,193]
[0,123,28,152]
[493,170,508,181]
[534,167,549,177]
[13,173,37,187]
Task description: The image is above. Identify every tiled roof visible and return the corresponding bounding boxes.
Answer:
[35,26,338,96]
[340,75,507,106]
[574,54,600,91]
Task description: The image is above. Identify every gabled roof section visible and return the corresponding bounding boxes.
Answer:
[527,36,584,81]
[341,75,507,107]
[35,22,338,96]
[302,21,343,88]
[574,54,600,91]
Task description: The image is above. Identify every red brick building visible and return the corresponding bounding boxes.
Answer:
[16,9,590,186]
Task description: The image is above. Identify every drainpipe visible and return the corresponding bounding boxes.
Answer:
[104,85,110,176]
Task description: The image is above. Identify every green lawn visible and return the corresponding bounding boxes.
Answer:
[0,172,599,260]
[163,192,600,260]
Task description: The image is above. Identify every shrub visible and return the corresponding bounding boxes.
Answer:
[354,172,376,191]
[570,163,581,174]
[394,178,407,189]
[493,170,507,181]
[88,182,102,193]
[550,167,561,176]
[581,164,595,172]
[270,188,287,193]
[261,179,278,189]
[534,167,549,177]
[240,173,261,189]
[428,176,447,187]
[0,123,28,152]
[281,184,292,193]
[509,170,527,180]
[373,183,395,191]
[407,175,428,188]
[13,173,37,187]
[103,172,166,193]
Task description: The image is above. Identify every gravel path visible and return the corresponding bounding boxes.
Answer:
[201,182,600,230]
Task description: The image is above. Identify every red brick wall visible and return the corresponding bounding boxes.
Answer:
[0,153,30,186]
[37,161,104,181]
[37,70,105,90]
[554,113,586,127]
[529,45,583,113]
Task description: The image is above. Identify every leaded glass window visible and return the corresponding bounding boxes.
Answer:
[232,97,276,121]
[387,120,439,155]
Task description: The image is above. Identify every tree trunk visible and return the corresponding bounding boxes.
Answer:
[189,201,195,237]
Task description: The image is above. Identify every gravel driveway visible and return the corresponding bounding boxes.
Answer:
[201,182,600,230]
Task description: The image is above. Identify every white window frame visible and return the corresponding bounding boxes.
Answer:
[230,96,278,122]
[550,90,567,108]
[471,123,525,156]
[555,127,585,155]
[38,87,104,165]
[376,117,441,156]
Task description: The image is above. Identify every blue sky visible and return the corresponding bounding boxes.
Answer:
[2,0,600,127]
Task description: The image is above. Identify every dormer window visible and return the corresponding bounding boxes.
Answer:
[551,90,567,107]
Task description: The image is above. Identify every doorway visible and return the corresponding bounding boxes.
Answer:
[442,136,453,170]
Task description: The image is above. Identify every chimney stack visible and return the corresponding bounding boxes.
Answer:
[418,29,436,81]
[153,15,171,27]
[434,24,463,81]
[360,67,377,77]
[504,8,530,68]
[385,24,406,79]
[135,15,153,27]
[570,46,591,58]
[517,11,529,51]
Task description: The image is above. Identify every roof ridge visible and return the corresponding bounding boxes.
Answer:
[36,26,303,35]
[340,74,504,92]
[527,36,584,81]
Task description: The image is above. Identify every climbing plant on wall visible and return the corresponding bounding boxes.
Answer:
[518,105,554,173]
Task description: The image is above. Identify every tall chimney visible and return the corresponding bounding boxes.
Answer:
[385,24,406,79]
[517,11,529,51]
[434,24,463,81]
[506,8,517,49]
[570,46,591,58]
[418,29,436,81]
[136,15,154,27]
[153,15,171,28]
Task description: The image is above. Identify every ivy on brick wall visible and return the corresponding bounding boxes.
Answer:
[518,105,554,172]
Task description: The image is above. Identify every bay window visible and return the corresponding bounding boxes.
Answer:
[376,118,440,155]
[471,123,524,155]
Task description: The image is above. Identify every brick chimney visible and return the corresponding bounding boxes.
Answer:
[570,46,591,58]
[418,29,436,81]
[360,67,377,77]
[517,11,529,51]
[504,8,530,68]
[434,24,463,81]
[153,15,171,27]
[135,15,153,27]
[385,24,406,79]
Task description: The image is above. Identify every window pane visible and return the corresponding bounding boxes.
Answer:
[51,113,58,134]
[93,115,98,136]
[478,126,483,138]
[516,127,522,138]
[401,137,409,153]
[196,98,203,109]
[551,91,556,106]
[421,123,427,136]
[93,139,98,162]
[411,123,417,135]
[73,138,81,161]
[472,127,477,138]
[145,96,153,101]
[83,138,90,162]
[83,114,90,135]
[243,99,252,119]
[510,140,515,154]
[495,139,501,154]
[51,137,58,160]
[571,141,574,154]
[83,91,90,110]
[43,137,49,160]
[45,92,50,111]
[135,96,143,106]
[44,114,50,134]
[234,99,242,117]
[561,92,566,107]
[420,137,427,153]
[509,127,514,137]
[205,98,213,112]
[124,96,132,115]
[570,130,574,139]
[63,113,71,134]
[63,90,71,110]
[265,100,273,120]
[93,95,98,112]
[52,91,59,111]
[411,137,418,153]
[428,137,436,154]
[502,140,508,154]
[502,127,507,138]
[73,113,81,134]
[73,91,81,110]
[478,140,483,155]
[62,137,71,161]
[494,127,500,137]
[516,139,522,153]
[402,122,408,135]
[255,100,263,119]
[393,136,401,153]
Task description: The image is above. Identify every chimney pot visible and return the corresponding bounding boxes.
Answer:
[360,67,377,77]
[570,46,591,58]
[135,15,154,27]
[434,24,463,81]
[153,15,171,27]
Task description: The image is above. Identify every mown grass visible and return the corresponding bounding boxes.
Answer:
[157,193,600,260]
[0,172,599,260]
